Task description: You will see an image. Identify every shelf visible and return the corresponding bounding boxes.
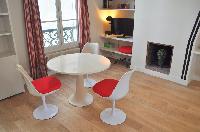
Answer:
[0,13,8,16]
[101,8,135,11]
[100,47,132,57]
[101,35,133,43]
[0,35,15,58]
[0,16,11,34]
[0,51,15,58]
[193,48,200,55]
[0,0,8,14]
[0,32,12,37]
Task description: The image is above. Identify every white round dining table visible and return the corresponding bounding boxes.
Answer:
[47,53,111,107]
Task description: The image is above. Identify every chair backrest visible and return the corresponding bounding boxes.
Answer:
[109,70,135,100]
[16,64,41,96]
[82,42,100,54]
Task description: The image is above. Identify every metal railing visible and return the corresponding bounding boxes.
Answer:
[42,26,77,48]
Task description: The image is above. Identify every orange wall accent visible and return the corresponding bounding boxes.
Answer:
[98,10,134,31]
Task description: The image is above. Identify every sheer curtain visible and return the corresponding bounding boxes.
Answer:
[23,0,47,79]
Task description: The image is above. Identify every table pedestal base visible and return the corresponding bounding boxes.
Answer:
[68,75,93,107]
[68,93,93,107]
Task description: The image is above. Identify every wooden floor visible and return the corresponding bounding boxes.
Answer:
[1,64,200,132]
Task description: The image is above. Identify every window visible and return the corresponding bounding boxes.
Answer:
[38,0,78,52]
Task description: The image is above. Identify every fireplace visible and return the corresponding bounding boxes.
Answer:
[145,42,174,74]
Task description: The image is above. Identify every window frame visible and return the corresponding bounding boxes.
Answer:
[39,0,79,54]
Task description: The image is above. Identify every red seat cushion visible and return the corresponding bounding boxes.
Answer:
[118,46,132,54]
[32,76,61,94]
[93,79,119,97]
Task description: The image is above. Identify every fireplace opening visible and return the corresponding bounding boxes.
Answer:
[145,42,174,74]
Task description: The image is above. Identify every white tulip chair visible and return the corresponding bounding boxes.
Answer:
[93,70,134,125]
[16,64,61,120]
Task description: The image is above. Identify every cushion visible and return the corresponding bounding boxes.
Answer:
[32,76,61,94]
[118,46,132,54]
[93,79,119,97]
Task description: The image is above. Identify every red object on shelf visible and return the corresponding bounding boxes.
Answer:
[118,46,132,54]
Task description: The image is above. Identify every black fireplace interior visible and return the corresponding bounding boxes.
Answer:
[146,42,174,74]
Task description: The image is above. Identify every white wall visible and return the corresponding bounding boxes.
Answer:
[88,0,104,44]
[131,0,200,85]
[7,0,29,71]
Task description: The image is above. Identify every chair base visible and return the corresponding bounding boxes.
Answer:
[84,78,97,88]
[100,108,126,125]
[33,104,58,120]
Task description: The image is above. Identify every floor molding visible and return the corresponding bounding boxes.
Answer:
[132,66,188,86]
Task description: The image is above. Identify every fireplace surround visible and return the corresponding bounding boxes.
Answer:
[130,0,200,85]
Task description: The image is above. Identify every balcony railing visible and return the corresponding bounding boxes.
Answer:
[42,26,77,48]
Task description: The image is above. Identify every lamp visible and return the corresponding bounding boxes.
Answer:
[105,16,112,35]
[106,16,112,22]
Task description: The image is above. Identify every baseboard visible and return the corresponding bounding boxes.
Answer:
[132,66,188,86]
[191,75,200,81]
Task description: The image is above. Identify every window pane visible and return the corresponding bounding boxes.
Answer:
[38,0,57,21]
[38,0,59,48]
[61,0,78,44]
[61,0,77,20]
